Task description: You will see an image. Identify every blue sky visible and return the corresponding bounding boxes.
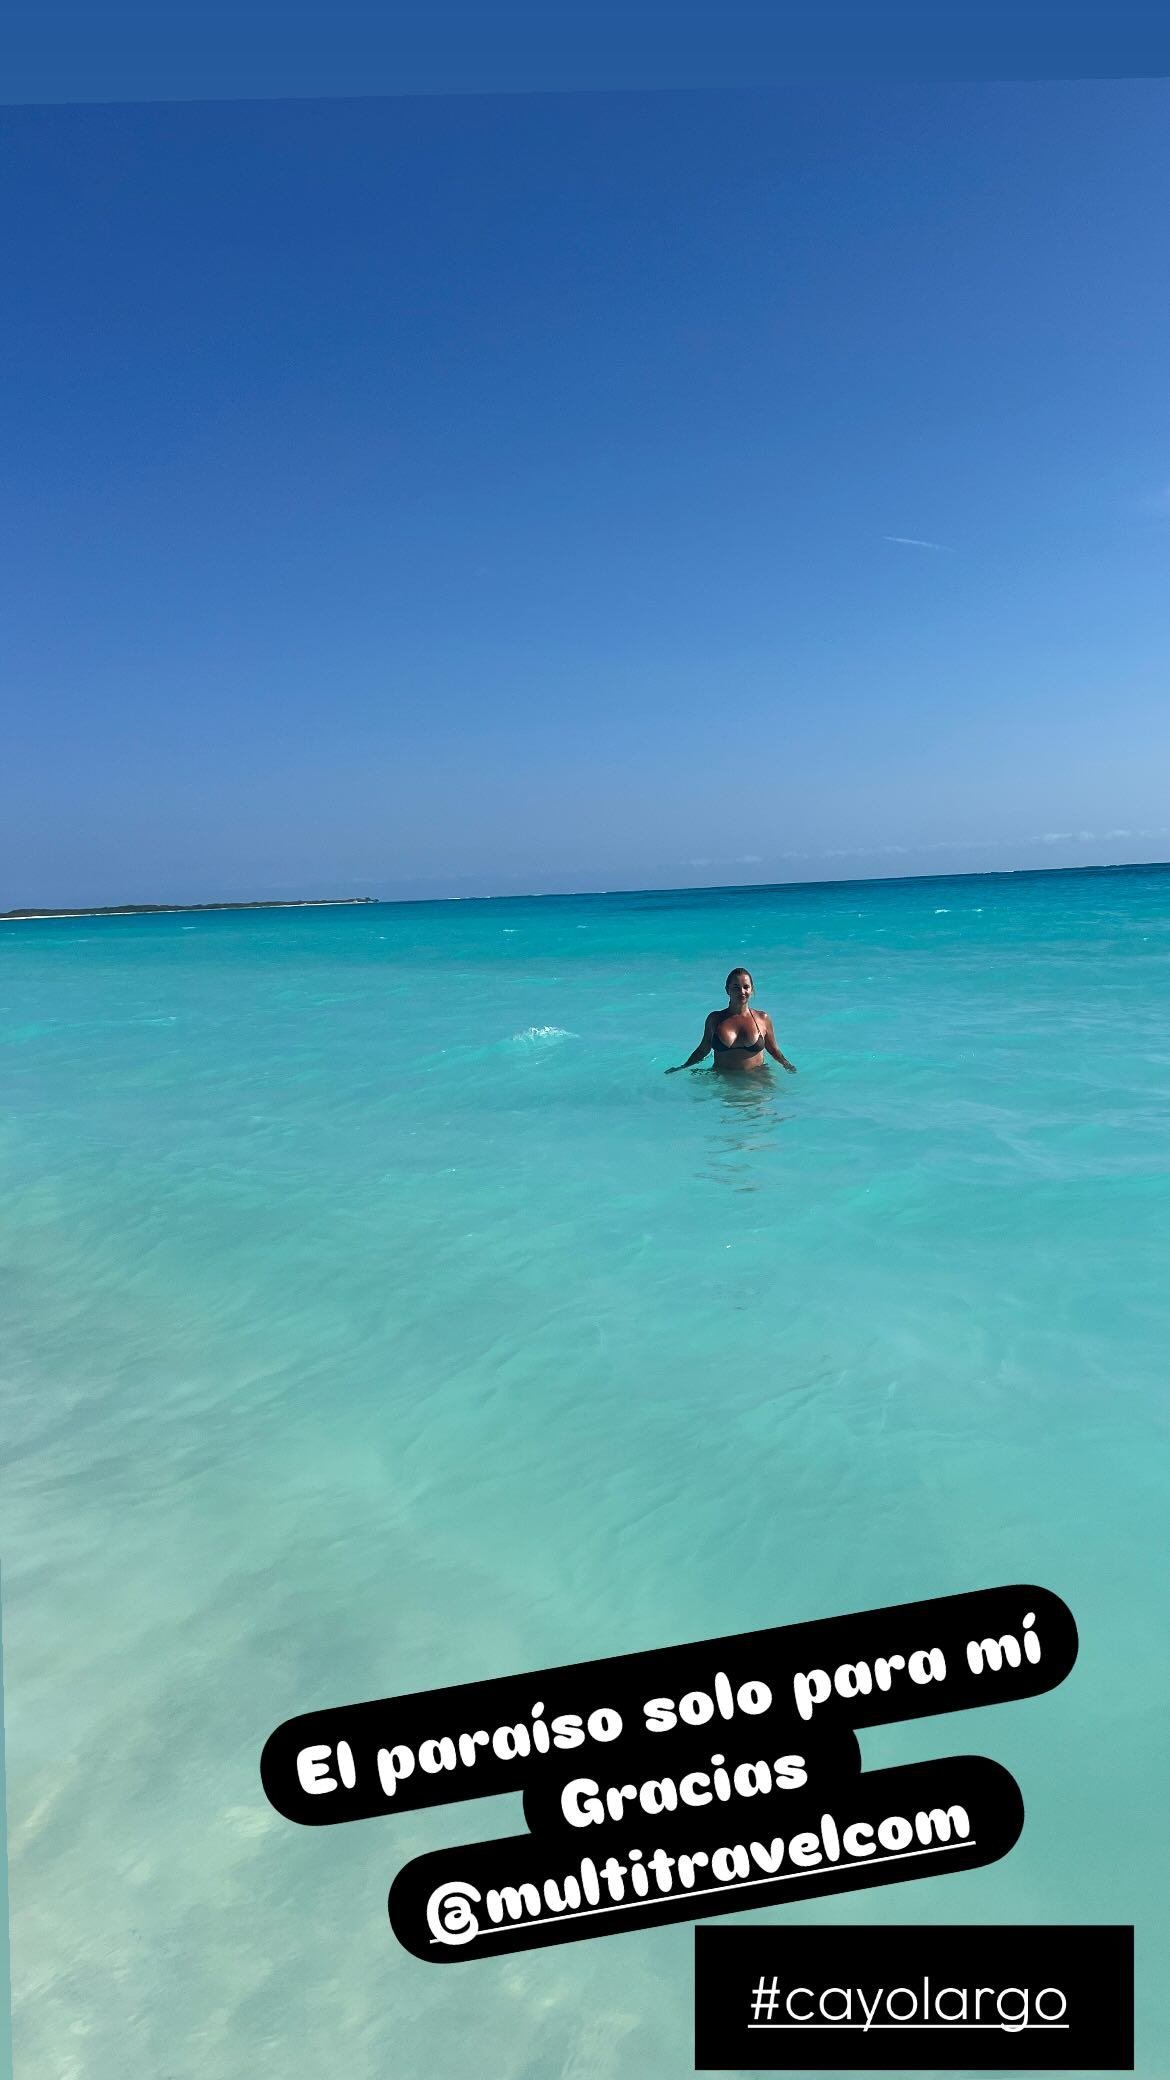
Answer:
[3,83,1169,905]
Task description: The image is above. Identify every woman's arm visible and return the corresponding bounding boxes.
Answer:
[666,1013,716,1072]
[762,1013,796,1072]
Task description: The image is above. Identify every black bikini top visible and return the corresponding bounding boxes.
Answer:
[712,1013,765,1054]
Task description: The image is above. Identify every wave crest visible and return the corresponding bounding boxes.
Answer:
[511,1025,576,1043]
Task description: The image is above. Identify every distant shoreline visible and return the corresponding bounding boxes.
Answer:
[0,899,378,922]
[3,859,1167,924]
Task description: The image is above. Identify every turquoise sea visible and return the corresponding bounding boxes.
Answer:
[3,865,1169,2079]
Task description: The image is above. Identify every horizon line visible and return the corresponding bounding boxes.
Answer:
[4,854,1169,923]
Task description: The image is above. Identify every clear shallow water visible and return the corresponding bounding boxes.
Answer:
[2,867,1169,2079]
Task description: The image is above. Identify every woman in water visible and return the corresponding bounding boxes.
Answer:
[667,968,797,1075]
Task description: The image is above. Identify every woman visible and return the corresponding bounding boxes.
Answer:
[666,967,796,1075]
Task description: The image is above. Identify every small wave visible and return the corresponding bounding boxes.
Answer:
[511,1025,576,1043]
[934,907,950,913]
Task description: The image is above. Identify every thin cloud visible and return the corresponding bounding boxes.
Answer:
[771,830,1162,867]
[686,853,763,868]
[884,534,953,551]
